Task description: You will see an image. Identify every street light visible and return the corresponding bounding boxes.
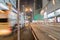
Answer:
[25,8,32,12]
[25,8,29,12]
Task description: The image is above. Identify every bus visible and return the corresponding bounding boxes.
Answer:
[0,3,12,36]
[0,10,12,36]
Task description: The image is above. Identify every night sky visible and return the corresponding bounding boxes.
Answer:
[20,0,42,9]
[20,0,34,5]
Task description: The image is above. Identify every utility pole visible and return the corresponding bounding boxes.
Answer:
[17,0,20,40]
[34,0,36,19]
[33,0,36,19]
[21,5,25,27]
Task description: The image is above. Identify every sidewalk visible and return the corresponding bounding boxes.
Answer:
[20,27,35,40]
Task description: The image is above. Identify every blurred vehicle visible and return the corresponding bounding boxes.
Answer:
[0,10,12,36]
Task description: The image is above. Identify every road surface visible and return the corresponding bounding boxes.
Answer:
[0,27,34,40]
[31,23,60,40]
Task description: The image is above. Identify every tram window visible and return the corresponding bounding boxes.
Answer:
[0,18,8,22]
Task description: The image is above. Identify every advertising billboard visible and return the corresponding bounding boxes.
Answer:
[57,17,60,22]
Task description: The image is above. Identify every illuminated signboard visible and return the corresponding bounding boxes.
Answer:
[48,12,55,18]
[57,17,60,22]
[55,9,60,16]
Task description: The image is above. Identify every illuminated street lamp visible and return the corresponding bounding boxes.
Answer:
[25,8,29,12]
[30,8,33,12]
[25,8,32,12]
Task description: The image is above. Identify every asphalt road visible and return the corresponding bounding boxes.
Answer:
[20,27,35,40]
[31,23,60,40]
[0,23,60,40]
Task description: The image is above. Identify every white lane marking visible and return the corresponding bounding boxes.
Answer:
[48,35,57,40]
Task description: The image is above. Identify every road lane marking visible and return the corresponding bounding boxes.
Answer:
[48,35,57,40]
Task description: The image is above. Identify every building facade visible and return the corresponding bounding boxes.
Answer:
[0,0,16,9]
[42,0,60,23]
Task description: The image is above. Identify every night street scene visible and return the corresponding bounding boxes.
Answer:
[0,0,60,40]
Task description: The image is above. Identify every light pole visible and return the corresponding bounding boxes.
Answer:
[34,0,36,15]
[17,0,20,40]
[22,5,25,27]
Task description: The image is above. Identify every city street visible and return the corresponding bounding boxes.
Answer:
[31,23,60,40]
[0,26,34,40]
[0,30,17,40]
[0,0,60,40]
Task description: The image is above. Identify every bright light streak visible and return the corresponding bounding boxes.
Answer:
[25,8,32,12]
[0,3,9,10]
[40,9,45,15]
[48,12,55,18]
[45,7,47,10]
[0,10,5,13]
[44,12,47,18]
[0,30,11,35]
[25,8,29,12]
[52,0,56,5]
[30,8,32,11]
